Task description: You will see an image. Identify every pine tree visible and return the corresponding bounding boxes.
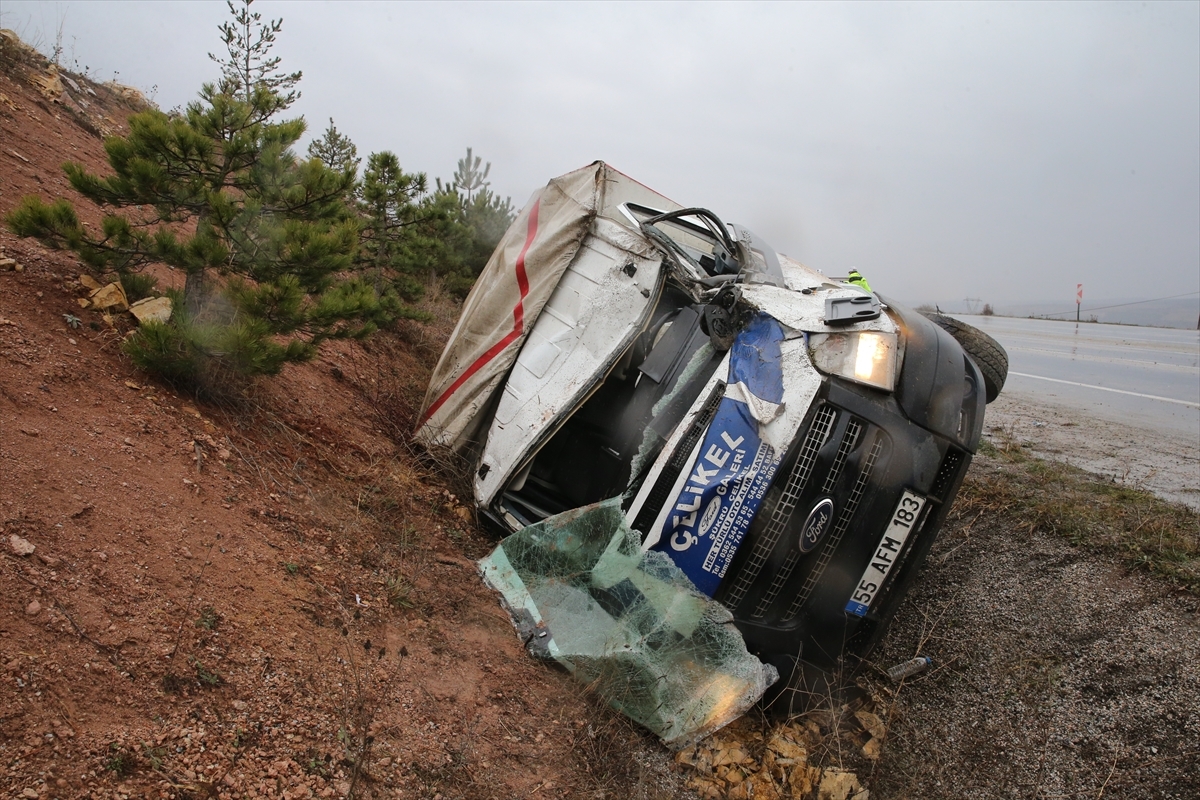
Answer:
[210,0,300,109]
[451,147,490,203]
[462,184,515,267]
[308,118,360,177]
[360,151,428,298]
[357,151,471,300]
[434,147,515,293]
[6,0,411,393]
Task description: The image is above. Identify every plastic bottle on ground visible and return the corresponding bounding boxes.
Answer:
[886,656,932,682]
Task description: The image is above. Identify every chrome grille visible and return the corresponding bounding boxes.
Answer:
[752,419,863,619]
[822,420,862,494]
[723,405,836,610]
[782,435,884,622]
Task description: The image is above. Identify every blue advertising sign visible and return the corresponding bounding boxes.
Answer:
[651,314,785,596]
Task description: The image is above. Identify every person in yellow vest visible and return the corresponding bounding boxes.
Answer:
[846,267,872,292]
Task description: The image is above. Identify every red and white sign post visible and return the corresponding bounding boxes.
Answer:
[1076,283,1083,322]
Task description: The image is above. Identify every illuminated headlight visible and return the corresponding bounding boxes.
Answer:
[807,331,899,391]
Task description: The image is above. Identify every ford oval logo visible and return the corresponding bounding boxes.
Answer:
[698,497,722,538]
[799,498,835,553]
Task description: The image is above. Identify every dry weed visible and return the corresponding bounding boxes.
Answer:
[959,436,1199,591]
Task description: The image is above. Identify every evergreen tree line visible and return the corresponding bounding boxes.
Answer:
[6,0,514,393]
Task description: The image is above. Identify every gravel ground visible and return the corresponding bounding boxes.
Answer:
[865,449,1200,799]
[984,393,1200,511]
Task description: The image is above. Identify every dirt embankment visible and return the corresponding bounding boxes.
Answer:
[0,49,695,800]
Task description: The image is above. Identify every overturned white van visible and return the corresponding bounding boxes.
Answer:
[417,162,1007,715]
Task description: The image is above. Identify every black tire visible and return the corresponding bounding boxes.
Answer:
[923,313,1008,403]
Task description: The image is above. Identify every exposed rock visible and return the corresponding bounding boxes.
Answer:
[129,296,172,324]
[89,281,129,311]
[32,65,65,100]
[9,534,36,556]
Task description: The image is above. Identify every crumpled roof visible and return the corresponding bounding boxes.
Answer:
[415,161,681,453]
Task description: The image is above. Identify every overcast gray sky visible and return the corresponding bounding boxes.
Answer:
[4,1,1198,311]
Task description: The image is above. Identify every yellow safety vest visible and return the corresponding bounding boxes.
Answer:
[846,271,872,292]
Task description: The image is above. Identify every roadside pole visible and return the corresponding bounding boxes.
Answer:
[1076,283,1082,323]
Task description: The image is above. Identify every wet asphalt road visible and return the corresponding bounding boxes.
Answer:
[958,315,1200,440]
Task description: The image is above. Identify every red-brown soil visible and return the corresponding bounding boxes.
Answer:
[0,49,693,800]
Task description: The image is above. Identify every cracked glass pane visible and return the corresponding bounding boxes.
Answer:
[479,497,778,747]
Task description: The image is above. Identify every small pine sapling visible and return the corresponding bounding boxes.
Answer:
[6,0,417,394]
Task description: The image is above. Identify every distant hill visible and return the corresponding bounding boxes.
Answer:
[923,296,1199,329]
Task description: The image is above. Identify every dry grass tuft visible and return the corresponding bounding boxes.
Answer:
[567,698,684,800]
[957,437,1199,592]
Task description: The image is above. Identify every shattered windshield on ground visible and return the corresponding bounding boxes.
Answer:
[479,498,778,748]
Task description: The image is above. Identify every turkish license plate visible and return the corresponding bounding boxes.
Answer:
[845,490,927,617]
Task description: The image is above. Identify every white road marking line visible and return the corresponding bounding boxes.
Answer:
[1008,372,1200,408]
[1006,346,1200,370]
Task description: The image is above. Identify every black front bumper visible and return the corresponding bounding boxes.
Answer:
[713,301,986,697]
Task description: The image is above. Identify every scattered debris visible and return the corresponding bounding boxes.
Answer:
[664,669,909,798]
[854,709,886,760]
[0,255,22,270]
[861,736,881,760]
[676,718,868,800]
[817,769,867,800]
[854,710,886,741]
